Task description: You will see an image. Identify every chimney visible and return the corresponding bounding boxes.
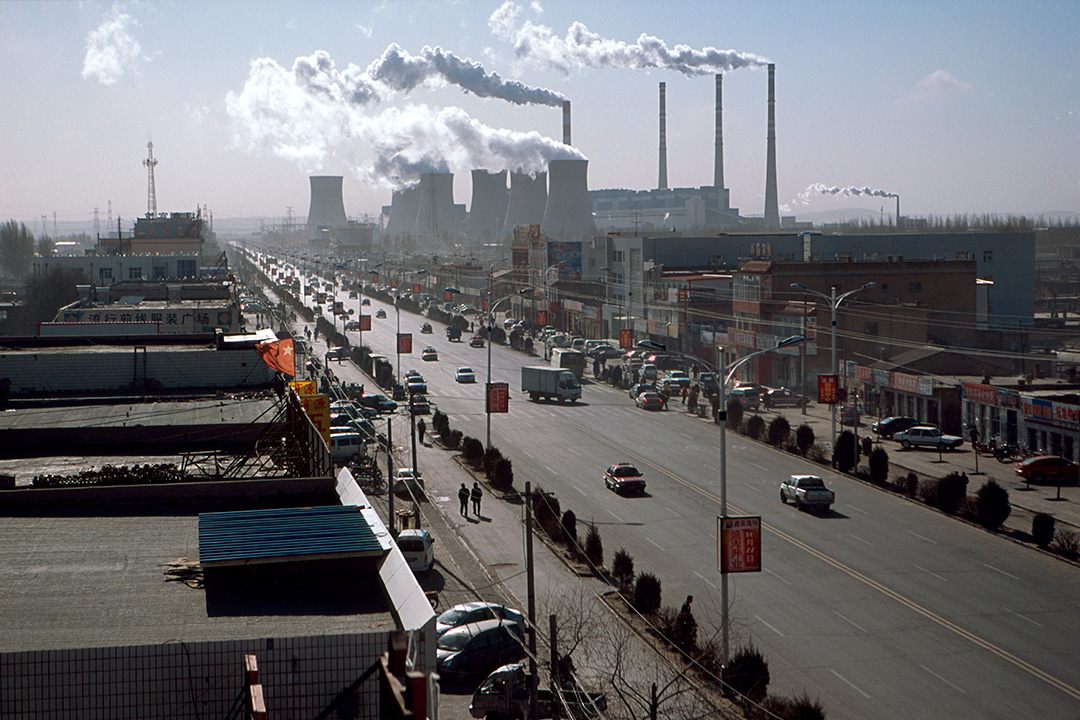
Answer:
[306,176,348,229]
[714,73,724,189]
[466,169,509,237]
[895,194,902,230]
[413,172,458,239]
[562,101,571,145]
[658,82,668,190]
[763,64,779,230]
[542,159,596,240]
[503,170,548,233]
[385,184,421,238]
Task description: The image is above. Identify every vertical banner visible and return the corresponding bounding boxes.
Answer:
[487,382,510,413]
[444,289,454,302]
[397,333,413,354]
[359,315,371,331]
[718,516,762,573]
[413,283,421,293]
[537,310,548,327]
[299,393,332,446]
[818,374,839,404]
[619,328,633,349]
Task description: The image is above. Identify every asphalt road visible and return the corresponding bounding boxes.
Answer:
[294,264,1080,720]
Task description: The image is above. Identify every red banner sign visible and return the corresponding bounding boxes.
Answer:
[359,315,371,332]
[818,374,839,404]
[619,328,633,349]
[719,516,761,573]
[487,382,509,413]
[536,310,548,327]
[397,333,412,354]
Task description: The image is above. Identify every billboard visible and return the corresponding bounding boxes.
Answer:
[718,516,761,573]
[547,241,582,281]
[487,382,509,413]
[818,374,839,404]
[397,333,412,354]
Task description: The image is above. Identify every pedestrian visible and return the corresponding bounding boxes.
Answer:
[659,389,669,410]
[680,595,694,615]
[458,483,469,517]
[470,481,483,516]
[417,418,426,444]
[681,385,688,405]
[968,424,980,446]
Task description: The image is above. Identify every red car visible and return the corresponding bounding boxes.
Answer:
[1014,456,1079,484]
[470,335,485,348]
[604,463,646,495]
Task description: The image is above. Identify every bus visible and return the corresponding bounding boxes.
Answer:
[550,348,586,378]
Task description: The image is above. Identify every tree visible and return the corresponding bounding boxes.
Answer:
[22,267,87,328]
[745,414,765,439]
[976,479,1011,530]
[795,424,816,455]
[767,416,791,446]
[584,522,603,568]
[868,447,890,485]
[726,396,744,429]
[935,472,969,514]
[36,236,56,258]
[633,572,662,614]
[834,430,858,472]
[1032,513,1055,549]
[0,220,35,279]
[612,548,635,592]
[723,644,770,703]
[561,509,578,544]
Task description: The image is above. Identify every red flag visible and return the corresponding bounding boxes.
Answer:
[256,338,295,377]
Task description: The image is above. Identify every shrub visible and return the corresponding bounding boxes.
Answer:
[901,472,919,498]
[1032,513,1055,548]
[723,644,770,703]
[834,430,858,473]
[561,509,578,544]
[483,445,504,478]
[612,548,634,592]
[532,488,563,543]
[745,415,766,440]
[462,436,484,466]
[868,448,890,485]
[760,694,826,720]
[446,429,462,450]
[935,472,969,515]
[975,480,1011,530]
[767,416,791,446]
[726,397,744,429]
[584,523,603,568]
[674,605,698,653]
[432,410,449,436]
[492,457,514,492]
[1054,528,1080,559]
[632,572,662,615]
[795,424,816,455]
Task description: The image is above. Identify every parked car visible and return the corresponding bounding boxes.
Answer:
[362,298,371,305]
[628,383,656,399]
[662,370,692,392]
[470,335,486,348]
[635,392,665,411]
[894,426,964,450]
[836,402,862,425]
[763,388,804,409]
[780,474,835,512]
[375,309,387,318]
[730,386,760,410]
[358,394,397,413]
[420,322,433,334]
[393,467,424,495]
[872,416,920,439]
[1014,456,1079,484]
[436,619,526,682]
[421,347,438,361]
[406,378,428,395]
[697,372,719,397]
[344,320,361,331]
[456,367,476,383]
[436,602,524,637]
[604,463,647,494]
[397,529,435,572]
[410,395,432,414]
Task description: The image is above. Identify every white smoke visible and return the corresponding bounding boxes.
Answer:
[795,183,898,205]
[488,1,769,76]
[225,55,583,183]
[368,44,567,107]
[81,7,144,85]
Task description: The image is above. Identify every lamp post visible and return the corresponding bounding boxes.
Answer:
[639,334,805,667]
[791,281,876,462]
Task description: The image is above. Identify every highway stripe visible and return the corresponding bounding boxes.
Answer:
[833,610,867,633]
[984,563,1021,581]
[693,571,718,590]
[565,418,1080,703]
[846,533,873,546]
[754,614,785,637]
[913,565,948,582]
[907,530,937,544]
[920,664,966,694]
[829,669,871,699]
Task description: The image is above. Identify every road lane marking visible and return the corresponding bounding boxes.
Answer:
[564,418,1080,703]
[1005,608,1043,628]
[544,465,556,475]
[920,664,966,694]
[746,485,762,493]
[750,462,770,471]
[763,567,792,585]
[833,610,866,633]
[914,565,948,582]
[646,537,664,550]
[607,509,625,523]
[846,533,873,546]
[907,530,938,544]
[573,486,587,495]
[693,571,718,590]
[829,669,871,698]
[846,504,869,515]
[754,615,785,637]
[984,563,1021,581]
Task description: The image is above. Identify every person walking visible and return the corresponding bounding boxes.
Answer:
[470,482,483,516]
[681,385,688,405]
[417,418,426,445]
[458,483,470,517]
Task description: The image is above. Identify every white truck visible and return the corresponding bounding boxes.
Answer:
[521,366,581,403]
[780,474,835,512]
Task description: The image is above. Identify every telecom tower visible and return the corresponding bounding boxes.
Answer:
[143,141,159,217]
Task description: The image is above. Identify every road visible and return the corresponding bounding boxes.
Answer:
[292,262,1080,720]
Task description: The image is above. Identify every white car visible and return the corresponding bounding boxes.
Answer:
[456,367,476,383]
[393,467,425,495]
[397,529,434,572]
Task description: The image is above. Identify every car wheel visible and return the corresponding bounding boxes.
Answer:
[780,490,787,504]
[901,439,912,449]
[937,442,945,451]
[795,497,803,511]
[1032,472,1044,484]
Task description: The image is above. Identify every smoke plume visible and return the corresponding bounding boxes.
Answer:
[488,1,769,76]
[225,55,582,183]
[369,44,567,106]
[796,183,898,205]
[81,7,144,85]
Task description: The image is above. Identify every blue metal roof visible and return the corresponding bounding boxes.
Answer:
[198,505,386,567]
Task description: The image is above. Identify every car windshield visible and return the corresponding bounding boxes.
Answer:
[612,466,640,477]
[459,368,473,373]
[399,538,425,552]
[437,633,471,651]
[798,477,825,488]
[438,608,472,626]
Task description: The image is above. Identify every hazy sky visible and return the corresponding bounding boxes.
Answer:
[3,0,1078,233]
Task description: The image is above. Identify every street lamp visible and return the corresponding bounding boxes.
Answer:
[791,281,876,462]
[639,334,805,668]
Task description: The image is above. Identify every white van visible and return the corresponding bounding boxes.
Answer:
[329,432,366,463]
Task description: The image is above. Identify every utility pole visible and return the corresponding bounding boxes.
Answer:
[387,417,395,537]
[525,481,538,720]
[549,615,560,720]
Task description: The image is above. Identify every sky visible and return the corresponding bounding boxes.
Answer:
[3,0,1079,235]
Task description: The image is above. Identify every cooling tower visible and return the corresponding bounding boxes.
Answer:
[413,172,459,237]
[562,101,571,145]
[466,170,509,236]
[714,73,725,189]
[384,184,421,237]
[503,170,548,232]
[658,82,668,190]
[763,64,780,230]
[306,176,347,229]
[542,159,596,239]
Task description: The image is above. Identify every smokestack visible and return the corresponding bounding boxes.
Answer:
[658,82,668,190]
[714,73,724,189]
[542,159,596,239]
[763,64,779,230]
[895,194,902,230]
[504,170,548,232]
[413,172,459,238]
[385,185,421,237]
[306,176,348,229]
[466,169,509,236]
[562,101,571,145]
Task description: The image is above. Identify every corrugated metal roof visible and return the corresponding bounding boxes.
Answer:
[198,505,387,567]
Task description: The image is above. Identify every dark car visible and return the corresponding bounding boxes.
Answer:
[410,395,431,414]
[764,388,804,409]
[357,393,397,413]
[420,322,433,334]
[446,326,462,341]
[1015,456,1079,484]
[436,619,525,682]
[872,416,920,439]
[470,335,486,348]
[375,309,387,318]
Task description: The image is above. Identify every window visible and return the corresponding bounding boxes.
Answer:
[908,282,921,292]
[100,267,113,282]
[880,283,889,292]
[153,265,167,279]
[983,251,993,263]
[128,266,142,280]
